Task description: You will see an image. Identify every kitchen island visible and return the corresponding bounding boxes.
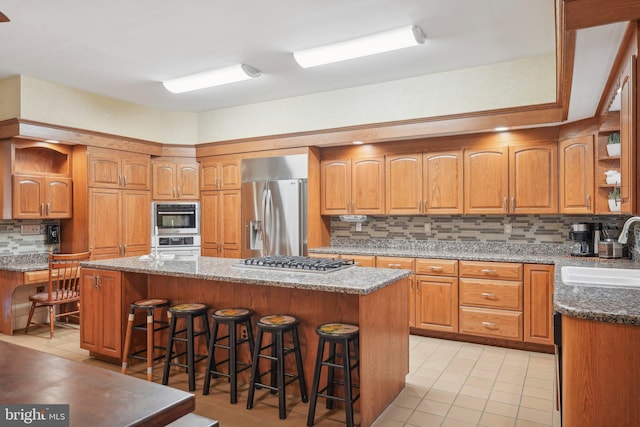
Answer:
[80,255,411,427]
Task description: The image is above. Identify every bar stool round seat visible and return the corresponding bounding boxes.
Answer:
[162,303,211,392]
[246,314,308,419]
[121,298,171,381]
[203,308,255,404]
[307,322,361,427]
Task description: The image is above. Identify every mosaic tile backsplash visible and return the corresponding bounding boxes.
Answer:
[0,220,60,255]
[330,214,639,259]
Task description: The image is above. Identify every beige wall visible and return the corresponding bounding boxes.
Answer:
[197,54,556,143]
[0,54,555,145]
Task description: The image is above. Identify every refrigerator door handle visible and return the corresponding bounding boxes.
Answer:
[264,187,274,255]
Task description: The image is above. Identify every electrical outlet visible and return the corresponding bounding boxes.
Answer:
[21,224,41,235]
[424,223,431,234]
[504,223,513,234]
[355,222,362,232]
[36,286,45,293]
[240,326,248,340]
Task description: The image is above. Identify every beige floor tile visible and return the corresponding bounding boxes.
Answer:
[519,395,553,412]
[479,411,516,427]
[406,373,437,389]
[522,385,553,400]
[453,394,486,411]
[399,383,430,399]
[470,368,499,380]
[441,417,478,427]
[484,400,519,418]
[392,393,422,410]
[446,405,482,424]
[416,398,451,416]
[406,410,444,426]
[432,379,464,394]
[492,380,524,394]
[379,404,413,423]
[517,406,553,426]
[459,384,491,400]
[515,418,553,427]
[464,376,494,390]
[439,371,469,385]
[426,389,458,405]
[524,376,553,390]
[372,418,405,427]
[489,390,522,406]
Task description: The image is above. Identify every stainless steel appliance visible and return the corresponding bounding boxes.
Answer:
[151,235,201,259]
[237,255,354,273]
[152,201,200,235]
[568,222,601,256]
[241,155,308,258]
[598,239,623,258]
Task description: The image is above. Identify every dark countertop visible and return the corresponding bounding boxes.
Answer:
[311,245,640,326]
[80,256,411,295]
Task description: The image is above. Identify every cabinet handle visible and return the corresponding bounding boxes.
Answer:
[481,269,498,275]
[418,200,422,212]
[481,321,497,329]
[586,194,591,209]
[481,292,497,299]
[123,244,127,255]
[388,263,402,268]
[94,274,102,288]
[430,266,443,271]
[511,197,515,211]
[41,203,45,216]
[351,201,355,212]
[47,203,51,215]
[503,197,507,211]
[123,176,127,187]
[217,177,222,189]
[118,175,122,187]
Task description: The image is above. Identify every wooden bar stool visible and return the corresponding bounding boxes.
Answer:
[246,314,308,419]
[307,323,360,427]
[203,308,255,404]
[162,303,211,392]
[121,298,170,381]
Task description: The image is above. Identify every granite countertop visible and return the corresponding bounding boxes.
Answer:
[80,256,411,295]
[0,253,50,272]
[311,244,640,326]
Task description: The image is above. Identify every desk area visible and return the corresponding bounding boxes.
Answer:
[0,340,195,426]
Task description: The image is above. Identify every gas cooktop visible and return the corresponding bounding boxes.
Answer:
[235,256,355,273]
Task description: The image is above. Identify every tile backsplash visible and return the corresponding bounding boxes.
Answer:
[330,214,638,258]
[0,220,59,255]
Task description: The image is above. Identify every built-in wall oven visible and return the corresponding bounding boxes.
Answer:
[151,202,201,258]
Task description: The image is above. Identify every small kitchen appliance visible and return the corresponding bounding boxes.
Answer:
[568,222,601,257]
[598,239,624,259]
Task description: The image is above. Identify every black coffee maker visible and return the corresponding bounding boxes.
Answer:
[569,222,601,256]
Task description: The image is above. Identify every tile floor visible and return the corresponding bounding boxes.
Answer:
[0,325,560,427]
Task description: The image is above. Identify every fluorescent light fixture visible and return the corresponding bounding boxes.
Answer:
[494,127,509,132]
[293,25,426,68]
[162,64,261,93]
[352,140,364,145]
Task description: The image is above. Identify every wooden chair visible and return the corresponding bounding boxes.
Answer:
[25,251,91,338]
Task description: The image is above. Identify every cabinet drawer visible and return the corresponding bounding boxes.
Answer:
[415,259,458,276]
[376,256,415,272]
[23,270,49,285]
[459,306,523,340]
[349,255,376,267]
[459,278,523,310]
[459,261,523,280]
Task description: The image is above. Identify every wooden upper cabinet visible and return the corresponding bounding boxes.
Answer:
[386,154,422,214]
[200,157,241,191]
[423,150,464,214]
[464,146,509,214]
[120,190,151,257]
[320,159,351,215]
[152,161,200,200]
[88,148,151,190]
[559,136,594,214]
[352,156,385,214]
[12,175,72,219]
[619,55,636,214]
[509,143,558,214]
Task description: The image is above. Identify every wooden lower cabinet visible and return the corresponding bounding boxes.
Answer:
[80,269,146,362]
[415,275,458,333]
[201,189,241,258]
[459,307,523,340]
[562,316,640,427]
[524,264,554,345]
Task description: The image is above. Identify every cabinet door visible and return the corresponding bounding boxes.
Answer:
[80,269,101,353]
[409,276,416,328]
[176,163,200,199]
[201,191,220,254]
[88,188,121,259]
[12,175,44,218]
[220,158,241,190]
[152,163,176,199]
[88,150,121,188]
[46,177,73,218]
[386,154,422,214]
[524,264,554,345]
[320,159,351,214]
[121,191,151,257]
[416,275,458,333]
[221,189,241,258]
[352,156,385,214]
[619,56,636,214]
[559,136,594,213]
[121,153,151,190]
[464,147,508,214]
[200,161,220,191]
[510,144,558,214]
[424,150,464,214]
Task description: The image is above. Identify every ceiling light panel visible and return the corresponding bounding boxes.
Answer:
[293,25,426,68]
[163,64,261,93]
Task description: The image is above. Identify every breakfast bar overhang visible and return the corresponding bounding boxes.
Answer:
[81,256,411,427]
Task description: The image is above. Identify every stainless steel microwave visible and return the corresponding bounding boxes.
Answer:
[151,201,200,235]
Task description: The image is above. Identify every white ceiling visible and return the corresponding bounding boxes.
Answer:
[0,0,560,114]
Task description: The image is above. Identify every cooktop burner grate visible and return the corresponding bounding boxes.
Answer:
[238,256,355,272]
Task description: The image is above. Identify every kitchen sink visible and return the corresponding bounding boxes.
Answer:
[561,266,640,288]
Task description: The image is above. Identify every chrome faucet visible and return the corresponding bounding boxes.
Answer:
[618,216,640,244]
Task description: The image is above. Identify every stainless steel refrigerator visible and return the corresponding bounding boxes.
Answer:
[241,155,308,258]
